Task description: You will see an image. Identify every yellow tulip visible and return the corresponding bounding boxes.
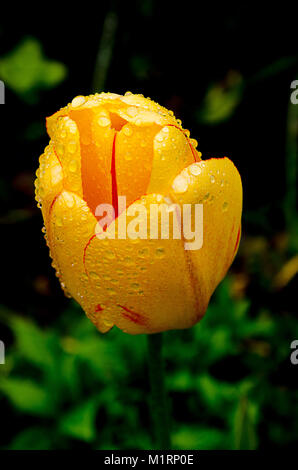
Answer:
[35,92,242,335]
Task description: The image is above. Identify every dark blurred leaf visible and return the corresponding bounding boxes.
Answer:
[0,37,67,102]
[9,427,51,450]
[233,396,258,450]
[173,426,227,450]
[59,398,98,442]
[0,377,53,416]
[198,72,243,125]
[10,315,56,370]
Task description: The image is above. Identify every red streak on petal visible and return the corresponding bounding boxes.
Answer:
[167,124,197,162]
[233,226,241,255]
[83,233,97,275]
[111,132,118,218]
[117,304,147,326]
[49,191,62,217]
[95,304,104,312]
[53,145,63,168]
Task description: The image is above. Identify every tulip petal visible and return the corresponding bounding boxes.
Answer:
[52,116,83,197]
[83,194,203,334]
[170,157,242,296]
[147,124,200,195]
[69,107,115,215]
[35,142,63,223]
[115,122,161,208]
[47,190,117,332]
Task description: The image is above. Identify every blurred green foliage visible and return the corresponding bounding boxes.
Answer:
[0,37,67,103]
[1,268,297,449]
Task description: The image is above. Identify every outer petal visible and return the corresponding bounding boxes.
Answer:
[83,194,203,334]
[147,124,199,195]
[47,190,115,332]
[35,142,63,224]
[170,157,242,298]
[52,116,83,197]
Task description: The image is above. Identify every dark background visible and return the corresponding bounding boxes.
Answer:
[0,2,297,449]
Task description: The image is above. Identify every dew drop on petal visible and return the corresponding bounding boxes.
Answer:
[155,247,165,258]
[71,96,86,108]
[123,126,132,136]
[98,116,110,127]
[189,163,201,176]
[69,160,78,172]
[172,175,188,194]
[222,201,228,212]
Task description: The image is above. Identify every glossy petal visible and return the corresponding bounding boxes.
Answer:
[170,157,242,298]
[83,194,199,334]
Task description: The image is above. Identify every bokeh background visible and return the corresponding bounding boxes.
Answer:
[0,2,297,449]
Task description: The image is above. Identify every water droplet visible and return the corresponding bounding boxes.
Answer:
[138,247,149,258]
[125,91,132,96]
[71,96,86,108]
[69,160,78,172]
[124,256,134,266]
[210,174,215,183]
[189,163,201,176]
[105,250,115,260]
[98,116,110,127]
[203,192,210,201]
[155,247,165,258]
[68,140,77,154]
[222,201,228,212]
[123,126,132,136]
[172,175,188,194]
[107,287,116,295]
[155,133,164,142]
[127,107,138,117]
[63,193,75,208]
[90,271,100,281]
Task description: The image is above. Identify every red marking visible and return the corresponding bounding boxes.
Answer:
[49,191,62,216]
[167,124,197,162]
[118,305,147,326]
[53,145,63,168]
[83,233,97,275]
[111,133,118,218]
[95,304,104,312]
[233,226,241,255]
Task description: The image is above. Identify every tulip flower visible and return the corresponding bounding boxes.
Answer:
[35,92,242,335]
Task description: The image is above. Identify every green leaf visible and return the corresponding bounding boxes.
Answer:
[9,315,56,370]
[9,427,51,450]
[173,426,227,450]
[233,396,258,450]
[0,377,52,416]
[59,399,98,442]
[0,37,67,101]
[198,73,243,125]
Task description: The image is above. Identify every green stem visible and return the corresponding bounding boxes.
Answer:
[147,333,171,449]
